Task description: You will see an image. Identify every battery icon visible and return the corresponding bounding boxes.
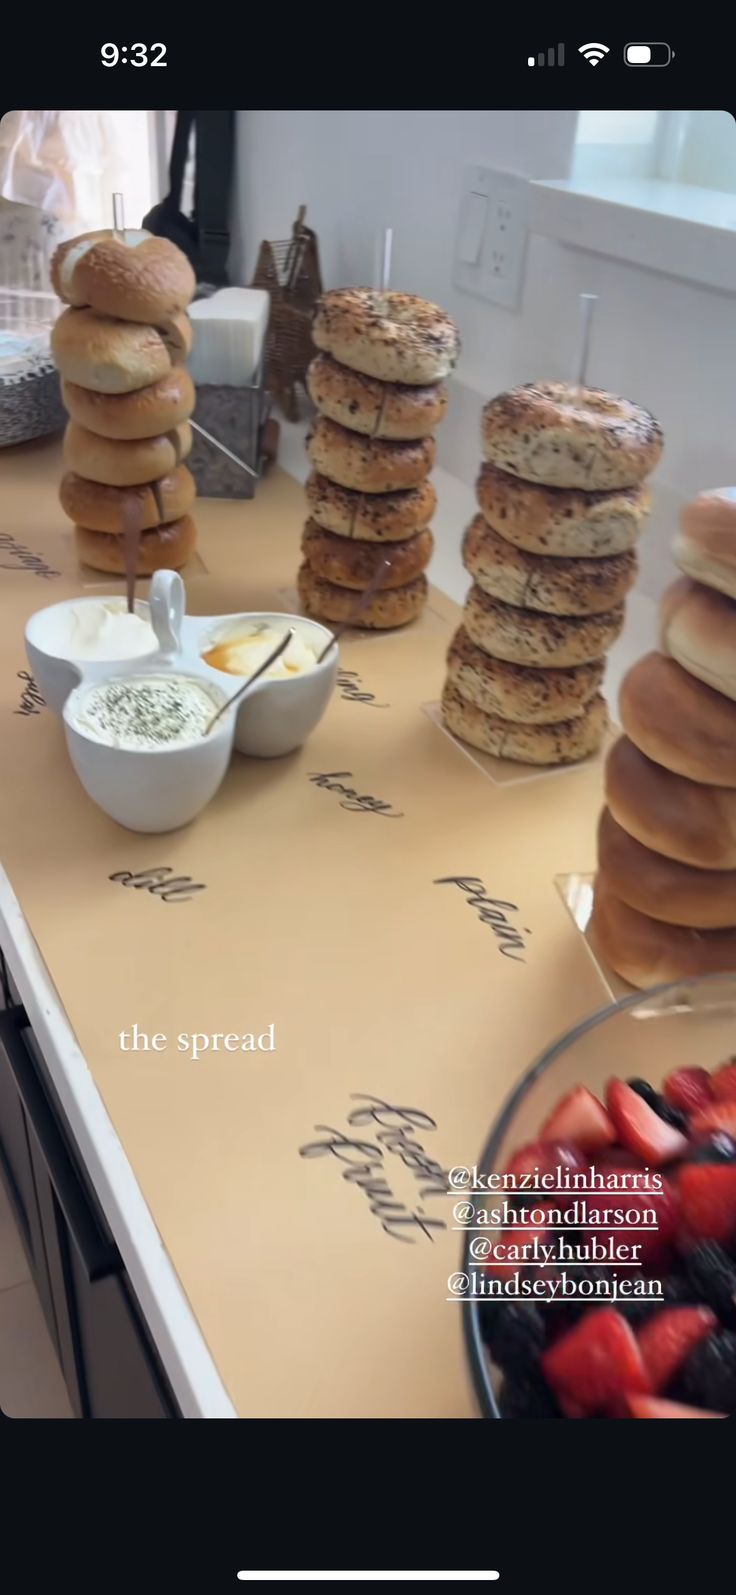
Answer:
[624,42,674,65]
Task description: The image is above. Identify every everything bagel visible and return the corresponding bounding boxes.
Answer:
[442,680,607,766]
[302,520,433,590]
[446,627,604,724]
[481,383,663,490]
[307,353,447,440]
[464,583,624,668]
[462,514,637,617]
[305,472,436,542]
[476,463,650,558]
[297,563,427,629]
[313,288,459,384]
[307,416,435,493]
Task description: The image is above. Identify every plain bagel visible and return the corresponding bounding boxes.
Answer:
[306,353,447,441]
[307,416,434,493]
[441,680,607,766]
[481,383,663,490]
[305,472,436,542]
[297,562,427,629]
[619,651,736,787]
[75,516,196,575]
[51,230,195,323]
[301,520,433,590]
[62,368,195,440]
[462,513,637,617]
[63,421,192,487]
[476,462,651,558]
[660,576,736,702]
[675,487,736,600]
[605,735,736,870]
[597,807,736,930]
[446,627,604,724]
[464,583,624,668]
[51,307,192,394]
[312,288,459,384]
[59,467,195,534]
[590,879,736,989]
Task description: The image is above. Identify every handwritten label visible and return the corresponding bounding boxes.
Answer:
[337,668,388,709]
[300,1094,449,1243]
[308,771,403,818]
[434,875,530,963]
[13,670,45,716]
[0,532,61,579]
[109,867,206,903]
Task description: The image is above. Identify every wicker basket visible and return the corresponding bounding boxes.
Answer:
[0,293,65,448]
[251,206,322,422]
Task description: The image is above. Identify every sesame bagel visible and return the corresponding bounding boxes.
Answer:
[312,288,459,384]
[305,472,436,542]
[464,583,624,668]
[51,306,192,394]
[481,384,663,490]
[297,563,427,629]
[75,516,196,575]
[441,680,607,766]
[51,230,195,323]
[63,421,192,487]
[302,520,433,590]
[446,627,604,724]
[307,353,447,441]
[476,463,651,558]
[62,368,195,440]
[59,468,195,535]
[462,514,637,617]
[307,416,435,493]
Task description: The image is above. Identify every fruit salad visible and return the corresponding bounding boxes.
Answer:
[477,1059,736,1418]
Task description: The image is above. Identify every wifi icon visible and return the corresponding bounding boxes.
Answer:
[578,41,610,64]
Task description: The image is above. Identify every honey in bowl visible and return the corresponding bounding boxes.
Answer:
[202,624,319,681]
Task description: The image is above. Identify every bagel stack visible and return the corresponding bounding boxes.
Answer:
[49,230,198,574]
[592,485,736,988]
[298,288,459,628]
[442,382,663,765]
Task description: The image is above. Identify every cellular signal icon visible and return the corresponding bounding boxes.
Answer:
[527,44,565,66]
[578,42,610,64]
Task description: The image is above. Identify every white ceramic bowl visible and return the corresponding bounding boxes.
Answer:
[62,667,236,833]
[193,611,338,758]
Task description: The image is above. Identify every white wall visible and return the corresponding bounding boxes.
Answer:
[231,110,736,599]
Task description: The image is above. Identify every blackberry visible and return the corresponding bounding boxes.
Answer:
[687,1133,736,1166]
[615,1296,663,1327]
[498,1370,562,1419]
[684,1242,736,1328]
[626,1078,687,1132]
[485,1302,545,1376]
[662,1271,697,1308]
[679,1331,736,1414]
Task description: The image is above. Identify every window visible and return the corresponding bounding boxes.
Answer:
[572,109,736,194]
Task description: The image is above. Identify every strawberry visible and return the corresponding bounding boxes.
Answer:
[585,1183,679,1273]
[504,1140,586,1185]
[678,1163,736,1245]
[625,1394,726,1418]
[690,1101,736,1139]
[637,1306,716,1391]
[541,1308,650,1415]
[664,1067,714,1117]
[540,1086,616,1153]
[712,1061,736,1103]
[606,1079,689,1166]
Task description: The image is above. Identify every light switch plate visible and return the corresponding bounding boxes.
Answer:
[453,165,530,308]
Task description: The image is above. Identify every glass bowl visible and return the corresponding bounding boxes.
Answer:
[463,973,736,1418]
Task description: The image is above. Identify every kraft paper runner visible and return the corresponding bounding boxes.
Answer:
[1,439,628,1417]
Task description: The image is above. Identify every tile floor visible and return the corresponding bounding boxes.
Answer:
[0,1178,74,1418]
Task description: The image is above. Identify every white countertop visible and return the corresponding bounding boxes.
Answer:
[0,429,658,1419]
